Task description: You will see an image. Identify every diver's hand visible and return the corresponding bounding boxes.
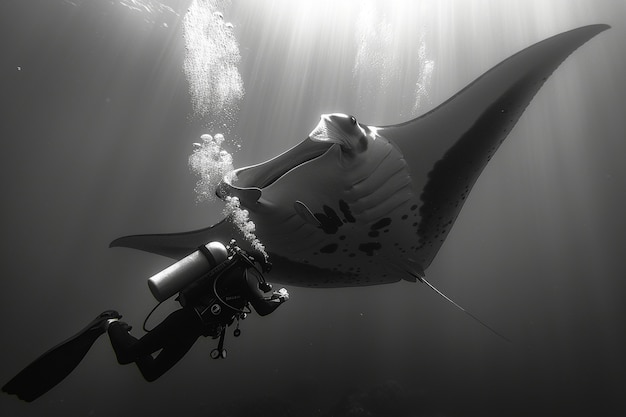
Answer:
[272,288,289,303]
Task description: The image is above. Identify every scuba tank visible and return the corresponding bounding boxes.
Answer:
[178,242,271,315]
[147,241,228,302]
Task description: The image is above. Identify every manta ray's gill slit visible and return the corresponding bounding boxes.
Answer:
[349,154,409,208]
[350,143,395,186]
[348,148,413,216]
[352,162,411,202]
[356,183,414,222]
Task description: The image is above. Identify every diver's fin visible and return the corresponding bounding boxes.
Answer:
[416,275,511,343]
[2,311,120,402]
[110,217,242,259]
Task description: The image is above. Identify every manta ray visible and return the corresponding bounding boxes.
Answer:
[112,25,609,293]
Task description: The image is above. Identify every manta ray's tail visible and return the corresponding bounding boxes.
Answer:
[412,273,511,343]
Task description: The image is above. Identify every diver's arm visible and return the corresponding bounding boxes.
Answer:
[249,291,288,316]
[245,275,289,316]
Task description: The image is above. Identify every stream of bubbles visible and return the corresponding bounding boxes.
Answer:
[183,0,267,259]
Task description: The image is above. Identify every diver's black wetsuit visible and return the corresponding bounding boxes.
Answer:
[107,262,285,381]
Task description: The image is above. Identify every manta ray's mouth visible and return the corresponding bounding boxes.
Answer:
[217,137,333,204]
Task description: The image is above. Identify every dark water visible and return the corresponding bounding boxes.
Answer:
[1,1,625,416]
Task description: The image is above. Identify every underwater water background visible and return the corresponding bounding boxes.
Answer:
[1,0,625,416]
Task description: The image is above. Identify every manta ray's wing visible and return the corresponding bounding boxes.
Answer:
[379,24,609,270]
[110,218,241,259]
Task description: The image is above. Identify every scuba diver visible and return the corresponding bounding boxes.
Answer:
[2,240,289,402]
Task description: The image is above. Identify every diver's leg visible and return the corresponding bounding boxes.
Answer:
[133,328,201,382]
[107,322,141,365]
[107,308,204,381]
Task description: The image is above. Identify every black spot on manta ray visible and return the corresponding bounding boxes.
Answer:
[358,242,381,256]
[339,200,355,223]
[320,243,338,254]
[314,205,343,234]
[367,218,391,238]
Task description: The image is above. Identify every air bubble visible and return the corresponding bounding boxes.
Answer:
[223,195,268,261]
[184,2,244,124]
